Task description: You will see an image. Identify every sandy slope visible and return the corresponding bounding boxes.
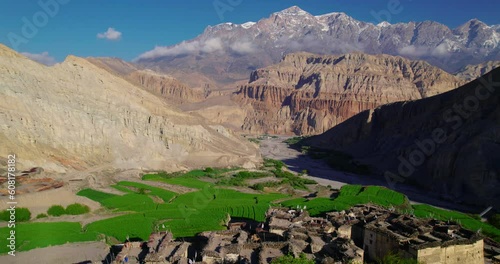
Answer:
[0,241,108,264]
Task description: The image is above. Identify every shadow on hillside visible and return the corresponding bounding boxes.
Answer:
[279,153,481,214]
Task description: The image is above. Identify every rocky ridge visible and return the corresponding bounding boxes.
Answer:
[233,52,465,135]
[305,67,500,208]
[455,61,500,80]
[0,44,259,172]
[87,57,206,104]
[136,6,500,89]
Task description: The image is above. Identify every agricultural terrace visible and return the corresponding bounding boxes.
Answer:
[1,160,499,254]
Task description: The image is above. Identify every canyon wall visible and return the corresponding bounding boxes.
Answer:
[306,67,500,208]
[234,52,465,135]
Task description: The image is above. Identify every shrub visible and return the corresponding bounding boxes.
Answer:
[251,181,282,191]
[204,167,214,173]
[0,210,10,222]
[16,208,32,222]
[1,208,31,222]
[263,158,285,170]
[36,213,48,219]
[47,205,66,216]
[65,203,90,215]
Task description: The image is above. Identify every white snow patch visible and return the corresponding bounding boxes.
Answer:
[484,32,499,49]
[315,12,344,18]
[241,22,256,29]
[377,21,391,27]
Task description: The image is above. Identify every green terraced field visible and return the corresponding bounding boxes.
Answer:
[142,173,214,189]
[75,183,287,240]
[4,165,500,254]
[412,204,500,242]
[281,185,409,216]
[0,222,98,254]
[113,181,177,202]
[76,188,118,202]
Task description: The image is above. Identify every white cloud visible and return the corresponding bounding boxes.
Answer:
[97,27,122,41]
[431,43,449,57]
[135,38,224,60]
[21,51,57,66]
[201,38,223,53]
[229,41,256,54]
[399,45,429,57]
[399,44,449,57]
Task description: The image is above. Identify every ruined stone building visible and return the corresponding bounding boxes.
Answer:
[328,205,485,264]
[198,207,364,264]
[111,231,191,264]
[108,205,488,263]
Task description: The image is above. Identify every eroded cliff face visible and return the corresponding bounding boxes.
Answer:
[87,57,206,104]
[233,52,465,135]
[455,61,500,81]
[306,68,500,208]
[0,45,259,172]
[127,70,206,103]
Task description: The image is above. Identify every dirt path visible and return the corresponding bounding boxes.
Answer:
[0,241,109,263]
[259,136,479,213]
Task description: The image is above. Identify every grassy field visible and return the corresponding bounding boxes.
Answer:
[412,204,500,242]
[76,188,118,203]
[113,181,177,202]
[0,222,98,254]
[76,181,288,240]
[142,167,241,189]
[142,173,213,189]
[281,185,409,216]
[4,164,500,254]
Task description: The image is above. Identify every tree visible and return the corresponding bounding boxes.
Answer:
[65,203,90,215]
[1,207,32,222]
[47,205,66,216]
[16,208,32,222]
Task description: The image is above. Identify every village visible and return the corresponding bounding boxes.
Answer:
[107,204,496,264]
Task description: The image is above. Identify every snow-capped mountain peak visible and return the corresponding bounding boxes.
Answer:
[377,21,391,27]
[137,5,500,75]
[274,6,309,16]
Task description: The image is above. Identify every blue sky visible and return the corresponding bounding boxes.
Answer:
[1,0,499,64]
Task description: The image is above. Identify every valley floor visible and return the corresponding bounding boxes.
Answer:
[258,136,481,214]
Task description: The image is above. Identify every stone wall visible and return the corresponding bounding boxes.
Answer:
[417,239,484,264]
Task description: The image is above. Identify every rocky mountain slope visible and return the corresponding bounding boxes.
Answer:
[87,57,206,104]
[455,61,500,80]
[0,44,259,172]
[233,52,465,135]
[136,6,500,88]
[305,67,500,208]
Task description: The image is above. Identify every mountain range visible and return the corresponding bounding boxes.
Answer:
[136,6,500,89]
